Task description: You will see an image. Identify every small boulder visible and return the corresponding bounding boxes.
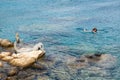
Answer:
[31,63,46,70]
[0,39,14,48]
[7,67,18,76]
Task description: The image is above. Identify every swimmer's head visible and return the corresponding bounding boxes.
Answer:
[92,27,97,33]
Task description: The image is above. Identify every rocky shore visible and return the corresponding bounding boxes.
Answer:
[0,38,117,80]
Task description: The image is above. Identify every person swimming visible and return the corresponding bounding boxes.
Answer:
[83,27,97,33]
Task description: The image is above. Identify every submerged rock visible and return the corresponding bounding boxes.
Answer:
[96,54,116,68]
[67,53,116,70]
[7,67,18,76]
[83,53,117,68]
[67,56,89,69]
[6,76,18,80]
[0,73,7,80]
[0,61,3,67]
[31,63,46,70]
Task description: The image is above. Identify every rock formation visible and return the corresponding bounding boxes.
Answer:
[0,33,45,68]
[0,42,45,68]
[0,39,14,48]
[0,38,15,53]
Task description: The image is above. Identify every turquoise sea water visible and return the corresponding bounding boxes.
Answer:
[0,0,120,80]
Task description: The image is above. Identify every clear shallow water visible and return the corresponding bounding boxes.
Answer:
[0,0,120,80]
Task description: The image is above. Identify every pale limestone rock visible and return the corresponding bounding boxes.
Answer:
[0,39,14,48]
[0,50,45,67]
[0,52,12,58]
[1,56,14,62]
[10,57,35,67]
[9,51,44,67]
